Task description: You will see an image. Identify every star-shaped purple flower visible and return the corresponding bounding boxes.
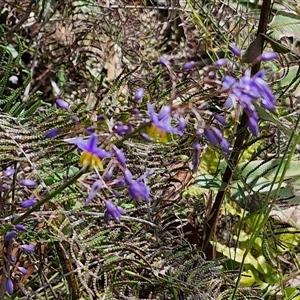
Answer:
[69,134,110,169]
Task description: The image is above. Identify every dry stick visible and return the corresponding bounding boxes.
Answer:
[201,0,273,253]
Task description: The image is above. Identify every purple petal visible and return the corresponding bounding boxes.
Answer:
[69,137,87,151]
[115,148,126,166]
[86,134,98,152]
[124,169,133,185]
[86,180,103,205]
[129,181,150,201]
[157,105,171,120]
[214,114,227,125]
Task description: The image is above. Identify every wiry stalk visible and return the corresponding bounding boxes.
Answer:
[202,0,273,254]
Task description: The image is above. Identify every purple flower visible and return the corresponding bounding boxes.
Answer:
[181,61,195,72]
[20,244,35,252]
[229,44,241,57]
[147,104,185,142]
[124,169,151,201]
[159,57,169,67]
[214,114,227,125]
[192,143,201,173]
[17,267,28,275]
[86,180,103,205]
[221,68,276,136]
[69,134,110,169]
[45,128,60,138]
[204,128,229,153]
[85,126,95,135]
[97,114,106,121]
[134,88,145,101]
[15,224,26,231]
[20,198,37,208]
[114,148,126,166]
[257,52,278,62]
[214,58,228,67]
[114,123,132,136]
[5,230,17,241]
[104,200,125,223]
[5,278,13,294]
[5,168,15,177]
[20,180,37,187]
[56,98,70,111]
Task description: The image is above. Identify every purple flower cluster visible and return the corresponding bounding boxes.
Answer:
[220,48,277,136]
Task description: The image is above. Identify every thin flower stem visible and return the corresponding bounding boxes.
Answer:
[202,0,273,255]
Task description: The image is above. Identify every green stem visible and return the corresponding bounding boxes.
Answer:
[12,166,87,226]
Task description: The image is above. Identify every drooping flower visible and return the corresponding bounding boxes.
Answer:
[124,169,152,201]
[86,180,103,205]
[221,68,276,136]
[104,200,125,223]
[147,104,185,142]
[204,128,229,153]
[114,148,126,166]
[69,134,110,169]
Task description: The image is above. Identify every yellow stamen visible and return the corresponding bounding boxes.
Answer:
[147,124,168,143]
[79,151,103,169]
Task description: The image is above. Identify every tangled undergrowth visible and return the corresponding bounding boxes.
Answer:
[1,0,300,299]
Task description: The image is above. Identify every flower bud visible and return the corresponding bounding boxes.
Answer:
[20,198,37,208]
[134,88,144,101]
[56,98,70,111]
[20,244,35,252]
[181,61,195,72]
[214,58,228,67]
[45,128,59,138]
[20,180,37,187]
[5,230,17,241]
[5,168,15,177]
[15,224,26,231]
[5,278,13,294]
[229,44,241,57]
[17,267,28,275]
[159,57,169,67]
